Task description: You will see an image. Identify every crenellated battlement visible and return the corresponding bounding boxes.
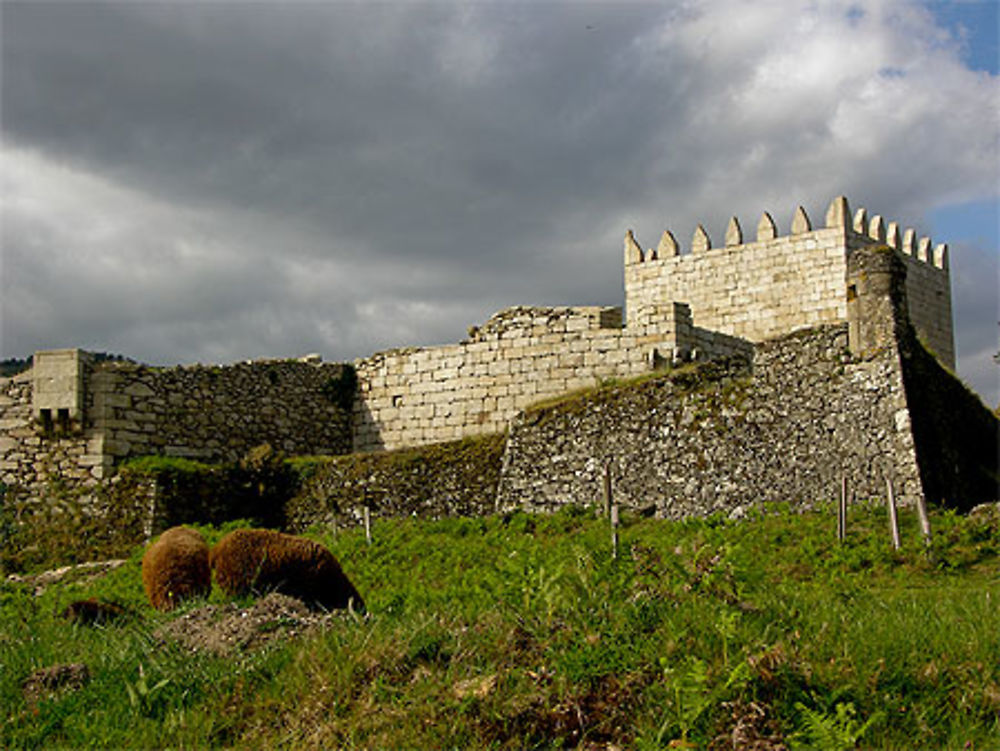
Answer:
[0,192,973,518]
[625,195,948,271]
[624,195,954,367]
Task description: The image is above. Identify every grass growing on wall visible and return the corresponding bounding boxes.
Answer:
[0,476,150,574]
[287,433,507,529]
[522,358,751,423]
[2,503,998,749]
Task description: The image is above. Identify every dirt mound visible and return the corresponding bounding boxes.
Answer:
[22,663,90,706]
[154,592,354,655]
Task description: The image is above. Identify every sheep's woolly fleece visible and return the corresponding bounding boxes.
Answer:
[142,526,211,611]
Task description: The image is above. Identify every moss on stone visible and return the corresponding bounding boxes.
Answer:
[521,357,750,431]
[120,456,215,474]
[286,432,507,531]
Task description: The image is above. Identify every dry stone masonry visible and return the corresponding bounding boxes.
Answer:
[495,324,920,517]
[1,194,993,521]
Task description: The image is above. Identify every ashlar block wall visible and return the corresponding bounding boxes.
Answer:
[624,196,954,368]
[353,304,751,452]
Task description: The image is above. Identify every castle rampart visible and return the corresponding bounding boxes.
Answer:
[0,194,971,513]
[498,241,990,516]
[353,303,752,452]
[624,196,954,368]
[0,356,353,499]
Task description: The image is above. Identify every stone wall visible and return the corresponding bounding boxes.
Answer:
[901,251,953,367]
[898,322,999,510]
[0,357,354,499]
[624,196,954,368]
[0,370,96,496]
[1,195,963,516]
[287,433,506,531]
[353,304,752,452]
[495,323,924,517]
[90,359,352,464]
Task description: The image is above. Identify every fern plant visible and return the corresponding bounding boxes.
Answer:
[790,701,882,750]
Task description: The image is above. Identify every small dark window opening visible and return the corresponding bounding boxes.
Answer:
[57,408,70,433]
[846,284,858,302]
[40,409,53,433]
[392,395,404,407]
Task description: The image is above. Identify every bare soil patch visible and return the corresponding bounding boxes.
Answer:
[154,592,353,655]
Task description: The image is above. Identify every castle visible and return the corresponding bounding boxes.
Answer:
[2,195,995,517]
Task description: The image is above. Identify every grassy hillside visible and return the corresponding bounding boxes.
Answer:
[2,503,998,749]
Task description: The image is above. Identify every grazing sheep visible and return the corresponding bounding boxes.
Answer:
[211,529,364,612]
[141,526,211,611]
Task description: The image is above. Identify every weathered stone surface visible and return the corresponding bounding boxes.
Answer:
[496,325,925,516]
[691,224,711,253]
[353,305,751,452]
[287,433,505,530]
[825,195,849,228]
[1,359,353,499]
[791,206,811,234]
[756,212,777,241]
[625,200,952,369]
[657,230,680,258]
[0,196,966,521]
[624,230,643,265]
[725,217,742,247]
[498,245,992,516]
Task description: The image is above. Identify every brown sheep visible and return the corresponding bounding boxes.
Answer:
[141,526,211,611]
[211,529,364,612]
[60,598,128,625]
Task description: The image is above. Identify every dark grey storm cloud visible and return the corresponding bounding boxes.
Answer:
[2,1,998,403]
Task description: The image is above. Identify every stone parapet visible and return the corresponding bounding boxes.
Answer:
[625,196,953,368]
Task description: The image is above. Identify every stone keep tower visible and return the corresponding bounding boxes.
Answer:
[623,196,954,367]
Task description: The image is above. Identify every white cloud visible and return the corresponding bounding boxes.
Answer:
[1,1,997,401]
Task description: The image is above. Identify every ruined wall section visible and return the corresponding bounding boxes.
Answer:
[1,369,103,498]
[353,304,752,452]
[495,323,923,518]
[0,356,354,499]
[625,196,953,368]
[89,360,353,464]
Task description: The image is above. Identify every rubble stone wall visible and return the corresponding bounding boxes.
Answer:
[0,359,353,499]
[495,323,923,517]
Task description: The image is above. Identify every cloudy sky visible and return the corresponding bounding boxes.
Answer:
[2,1,998,405]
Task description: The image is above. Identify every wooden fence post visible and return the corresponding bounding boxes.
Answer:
[603,462,612,518]
[885,477,900,551]
[363,505,372,546]
[915,494,933,556]
[838,475,848,542]
[610,501,620,560]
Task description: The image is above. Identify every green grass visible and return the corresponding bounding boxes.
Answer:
[2,504,998,749]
